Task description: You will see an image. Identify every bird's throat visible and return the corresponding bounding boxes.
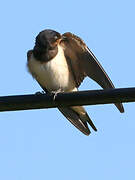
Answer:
[33,46,58,62]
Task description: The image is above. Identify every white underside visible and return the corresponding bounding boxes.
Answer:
[27,45,76,92]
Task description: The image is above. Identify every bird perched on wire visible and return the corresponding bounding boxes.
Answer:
[27,29,124,135]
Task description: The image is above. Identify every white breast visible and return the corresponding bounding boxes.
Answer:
[27,45,75,92]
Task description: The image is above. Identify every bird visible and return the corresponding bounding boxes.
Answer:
[27,29,124,135]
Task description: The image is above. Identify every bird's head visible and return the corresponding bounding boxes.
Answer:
[33,29,64,61]
[34,29,62,51]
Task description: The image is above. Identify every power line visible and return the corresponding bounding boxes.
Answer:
[0,87,135,112]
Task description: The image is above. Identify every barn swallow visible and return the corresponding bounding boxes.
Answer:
[27,29,124,135]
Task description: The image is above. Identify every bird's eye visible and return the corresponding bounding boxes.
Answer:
[54,35,58,40]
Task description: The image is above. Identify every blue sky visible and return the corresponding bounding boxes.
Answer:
[0,0,135,179]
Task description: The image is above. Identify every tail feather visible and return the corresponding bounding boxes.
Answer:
[58,106,97,135]
[82,112,97,131]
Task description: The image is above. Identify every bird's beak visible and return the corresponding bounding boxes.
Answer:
[61,35,67,41]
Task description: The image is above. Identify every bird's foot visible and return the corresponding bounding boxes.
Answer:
[35,91,46,95]
[51,89,64,100]
[35,89,64,100]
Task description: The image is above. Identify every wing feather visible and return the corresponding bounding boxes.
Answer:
[61,32,124,113]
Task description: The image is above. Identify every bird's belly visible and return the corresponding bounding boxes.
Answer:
[28,51,75,92]
[36,61,74,91]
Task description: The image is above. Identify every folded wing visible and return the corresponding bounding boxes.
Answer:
[61,32,124,113]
